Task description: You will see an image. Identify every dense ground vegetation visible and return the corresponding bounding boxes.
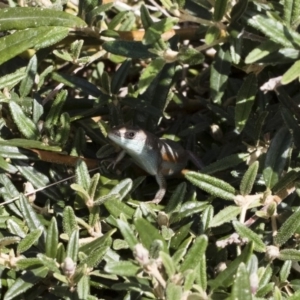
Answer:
[1,0,300,299]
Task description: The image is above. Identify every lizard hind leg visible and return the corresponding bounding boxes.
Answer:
[146,172,167,204]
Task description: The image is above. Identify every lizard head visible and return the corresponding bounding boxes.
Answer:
[108,126,149,155]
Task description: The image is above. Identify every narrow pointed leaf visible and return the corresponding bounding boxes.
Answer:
[116,219,138,250]
[233,221,266,252]
[19,55,37,97]
[274,208,300,246]
[17,227,43,254]
[235,73,257,133]
[263,127,292,189]
[0,27,69,65]
[9,101,40,139]
[63,206,77,237]
[209,243,253,289]
[0,67,26,90]
[180,235,208,272]
[134,218,168,252]
[247,14,300,48]
[46,217,59,259]
[230,263,252,300]
[281,60,300,84]
[185,171,236,200]
[210,206,241,228]
[105,261,140,276]
[240,161,259,196]
[66,230,79,261]
[210,46,231,104]
[0,7,86,30]
[3,267,48,300]
[213,0,228,21]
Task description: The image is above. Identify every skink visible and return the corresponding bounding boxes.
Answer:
[108,125,203,204]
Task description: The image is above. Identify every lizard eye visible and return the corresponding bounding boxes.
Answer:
[126,131,135,139]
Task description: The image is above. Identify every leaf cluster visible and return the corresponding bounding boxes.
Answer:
[1,0,300,299]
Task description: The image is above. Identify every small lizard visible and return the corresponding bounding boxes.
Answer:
[108,125,203,204]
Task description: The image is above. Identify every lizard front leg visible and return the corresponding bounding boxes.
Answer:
[108,149,126,169]
[147,172,166,204]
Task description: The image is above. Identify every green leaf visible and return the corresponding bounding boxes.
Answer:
[44,90,68,129]
[233,221,266,252]
[75,160,90,191]
[235,73,257,133]
[79,231,113,255]
[201,205,214,231]
[247,14,300,48]
[19,55,37,98]
[109,178,133,201]
[284,0,300,26]
[263,127,292,189]
[240,161,259,196]
[0,236,20,247]
[134,218,168,253]
[55,112,71,145]
[45,217,59,259]
[166,282,182,300]
[103,41,156,59]
[0,7,86,30]
[17,227,43,254]
[16,161,60,200]
[177,47,204,65]
[180,235,208,272]
[201,153,249,175]
[205,26,221,45]
[105,261,140,276]
[140,4,153,29]
[7,219,26,238]
[165,182,186,214]
[272,170,299,195]
[143,18,177,45]
[0,67,26,90]
[230,263,252,300]
[279,260,291,283]
[18,194,45,238]
[52,72,103,97]
[245,40,281,64]
[185,171,236,200]
[104,198,135,218]
[3,267,48,300]
[71,183,90,203]
[229,28,242,64]
[138,58,165,94]
[0,27,69,65]
[281,106,300,149]
[63,206,77,237]
[210,46,231,104]
[160,252,176,278]
[66,230,79,261]
[279,249,300,261]
[79,245,108,268]
[209,243,253,289]
[0,139,61,151]
[170,202,208,224]
[230,0,248,23]
[111,59,132,94]
[86,3,114,25]
[210,206,241,228]
[116,219,138,250]
[9,101,40,140]
[274,208,300,246]
[281,60,300,84]
[213,0,228,21]
[77,275,89,299]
